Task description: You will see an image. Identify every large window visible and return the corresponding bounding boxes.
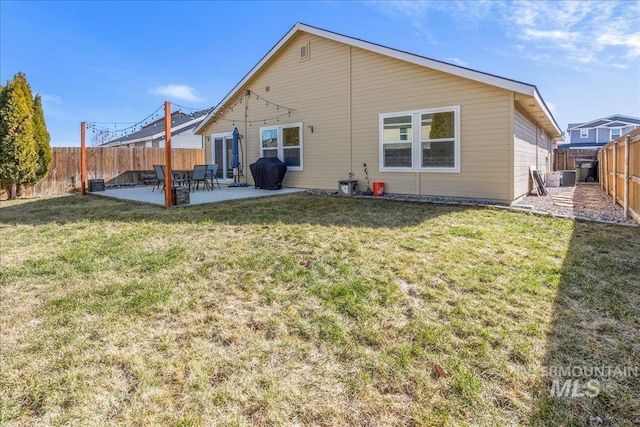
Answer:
[260,123,303,170]
[381,115,412,167]
[610,128,622,141]
[380,106,460,172]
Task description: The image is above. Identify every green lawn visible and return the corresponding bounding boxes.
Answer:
[1,193,638,426]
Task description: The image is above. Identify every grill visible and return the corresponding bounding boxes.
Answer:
[250,157,287,190]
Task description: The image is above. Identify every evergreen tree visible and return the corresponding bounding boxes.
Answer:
[0,72,39,199]
[429,112,454,139]
[31,94,52,183]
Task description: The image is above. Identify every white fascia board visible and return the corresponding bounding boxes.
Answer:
[195,22,560,136]
[532,90,562,136]
[303,24,537,95]
[605,114,640,123]
[195,23,304,134]
[567,145,604,149]
[572,118,612,129]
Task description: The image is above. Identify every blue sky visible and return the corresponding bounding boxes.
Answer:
[1,0,639,146]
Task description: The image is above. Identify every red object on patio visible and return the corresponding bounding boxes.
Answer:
[373,182,385,196]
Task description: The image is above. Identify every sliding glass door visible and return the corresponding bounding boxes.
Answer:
[212,133,233,179]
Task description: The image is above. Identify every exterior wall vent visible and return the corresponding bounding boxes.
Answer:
[300,41,310,62]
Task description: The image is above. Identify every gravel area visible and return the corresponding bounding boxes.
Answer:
[308,183,638,226]
[515,183,637,226]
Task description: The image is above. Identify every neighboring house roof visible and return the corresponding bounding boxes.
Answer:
[556,143,603,149]
[606,121,630,127]
[102,108,212,147]
[567,114,640,131]
[559,114,640,149]
[195,22,562,139]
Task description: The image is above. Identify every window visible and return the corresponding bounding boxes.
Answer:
[260,123,303,169]
[382,115,412,167]
[610,128,622,140]
[421,111,455,168]
[380,106,460,172]
[580,129,588,138]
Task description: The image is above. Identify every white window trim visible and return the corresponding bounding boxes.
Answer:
[259,122,303,171]
[610,128,622,140]
[580,129,588,138]
[210,131,234,180]
[379,106,460,173]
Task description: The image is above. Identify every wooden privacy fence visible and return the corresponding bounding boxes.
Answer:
[553,148,599,171]
[2,147,204,199]
[599,127,640,224]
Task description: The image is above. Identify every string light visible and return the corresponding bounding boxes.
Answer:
[85,103,213,143]
[86,104,165,141]
[206,89,297,127]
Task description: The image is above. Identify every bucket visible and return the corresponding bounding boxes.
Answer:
[372,182,385,196]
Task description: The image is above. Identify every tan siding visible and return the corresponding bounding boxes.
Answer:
[204,139,212,166]
[201,33,351,188]
[513,105,553,199]
[350,47,512,201]
[201,34,517,201]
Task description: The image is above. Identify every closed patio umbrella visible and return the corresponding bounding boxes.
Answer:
[232,127,240,183]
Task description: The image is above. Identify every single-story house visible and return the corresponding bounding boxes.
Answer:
[195,23,564,204]
[103,109,212,149]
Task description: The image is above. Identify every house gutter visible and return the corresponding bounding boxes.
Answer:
[348,46,353,176]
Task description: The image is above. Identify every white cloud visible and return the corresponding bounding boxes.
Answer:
[501,1,640,68]
[521,29,575,42]
[546,101,557,114]
[372,0,640,70]
[149,84,204,102]
[41,94,62,104]
[597,32,640,60]
[445,57,468,67]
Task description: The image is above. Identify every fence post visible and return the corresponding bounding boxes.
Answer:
[164,101,173,209]
[612,142,617,204]
[598,150,603,190]
[81,122,87,195]
[624,136,630,219]
[603,148,608,194]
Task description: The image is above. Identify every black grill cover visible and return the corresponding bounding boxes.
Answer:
[250,157,287,190]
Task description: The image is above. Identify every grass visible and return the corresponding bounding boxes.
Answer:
[0,193,638,426]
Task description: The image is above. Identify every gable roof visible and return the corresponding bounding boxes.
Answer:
[606,121,631,127]
[103,108,212,147]
[567,114,640,131]
[607,115,640,124]
[195,22,562,138]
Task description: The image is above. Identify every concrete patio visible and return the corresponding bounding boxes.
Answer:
[91,185,306,206]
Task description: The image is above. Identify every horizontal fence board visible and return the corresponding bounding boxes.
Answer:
[1,147,203,199]
[599,127,640,225]
[553,148,598,171]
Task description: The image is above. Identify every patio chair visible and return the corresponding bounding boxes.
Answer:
[189,164,211,192]
[206,164,221,190]
[152,164,188,193]
[152,164,165,192]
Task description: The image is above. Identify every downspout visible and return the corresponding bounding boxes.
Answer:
[536,124,539,171]
[508,93,515,202]
[348,46,352,176]
[244,90,249,184]
[548,135,552,172]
